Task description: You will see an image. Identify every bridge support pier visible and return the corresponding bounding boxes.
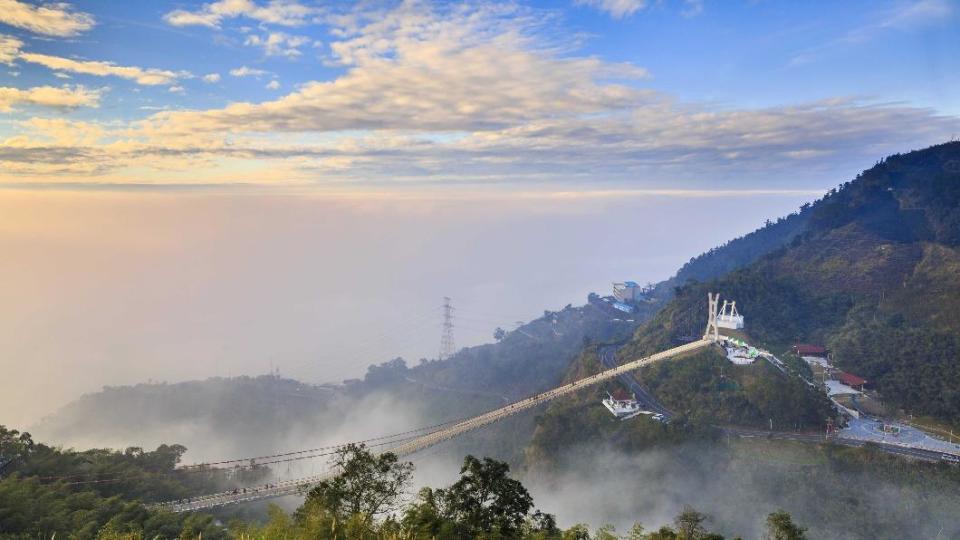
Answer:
[704,292,720,342]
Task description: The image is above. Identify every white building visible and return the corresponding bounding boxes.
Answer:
[613,281,646,303]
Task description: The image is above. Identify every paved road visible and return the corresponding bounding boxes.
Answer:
[599,345,672,418]
[718,426,950,462]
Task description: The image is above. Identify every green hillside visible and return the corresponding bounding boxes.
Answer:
[680,141,960,426]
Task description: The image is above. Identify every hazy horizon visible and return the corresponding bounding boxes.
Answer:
[1,188,817,427]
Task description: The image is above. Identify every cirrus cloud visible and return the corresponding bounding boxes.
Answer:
[576,0,648,18]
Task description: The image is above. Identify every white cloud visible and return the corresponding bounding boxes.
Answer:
[245,31,312,57]
[266,80,280,90]
[146,3,648,136]
[229,65,268,77]
[203,73,221,83]
[18,52,189,86]
[0,33,22,65]
[0,0,94,37]
[0,84,101,111]
[17,117,104,146]
[577,0,647,18]
[169,85,185,94]
[164,0,316,28]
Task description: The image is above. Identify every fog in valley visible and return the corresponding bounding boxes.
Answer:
[1,189,814,428]
[528,443,960,539]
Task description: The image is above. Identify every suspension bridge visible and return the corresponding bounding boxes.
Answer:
[150,294,727,513]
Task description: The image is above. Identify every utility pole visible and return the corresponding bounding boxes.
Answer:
[439,297,456,361]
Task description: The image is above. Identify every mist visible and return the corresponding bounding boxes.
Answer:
[524,442,960,539]
[1,189,816,427]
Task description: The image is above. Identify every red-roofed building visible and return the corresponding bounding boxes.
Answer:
[838,372,867,391]
[793,344,828,357]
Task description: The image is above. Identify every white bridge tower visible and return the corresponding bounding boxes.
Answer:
[704,292,720,341]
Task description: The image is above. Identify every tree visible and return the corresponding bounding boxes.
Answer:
[626,523,646,540]
[674,506,708,539]
[299,443,413,528]
[594,523,618,540]
[401,487,456,539]
[561,524,591,540]
[520,511,562,539]
[494,327,507,342]
[764,510,807,540]
[441,455,534,537]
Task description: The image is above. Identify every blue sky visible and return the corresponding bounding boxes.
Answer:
[1,0,959,191]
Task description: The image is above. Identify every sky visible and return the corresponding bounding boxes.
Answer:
[0,0,958,190]
[1,0,960,426]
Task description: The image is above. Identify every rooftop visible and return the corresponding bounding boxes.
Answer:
[793,344,827,355]
[838,372,867,387]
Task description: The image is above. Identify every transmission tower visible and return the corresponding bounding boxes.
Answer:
[439,296,456,360]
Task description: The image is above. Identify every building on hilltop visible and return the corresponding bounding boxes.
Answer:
[837,372,867,391]
[613,281,649,303]
[793,343,828,358]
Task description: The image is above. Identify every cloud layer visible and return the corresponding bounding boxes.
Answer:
[1,1,958,189]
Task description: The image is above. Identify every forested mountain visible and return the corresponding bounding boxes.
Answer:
[530,141,960,470]
[639,142,960,426]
